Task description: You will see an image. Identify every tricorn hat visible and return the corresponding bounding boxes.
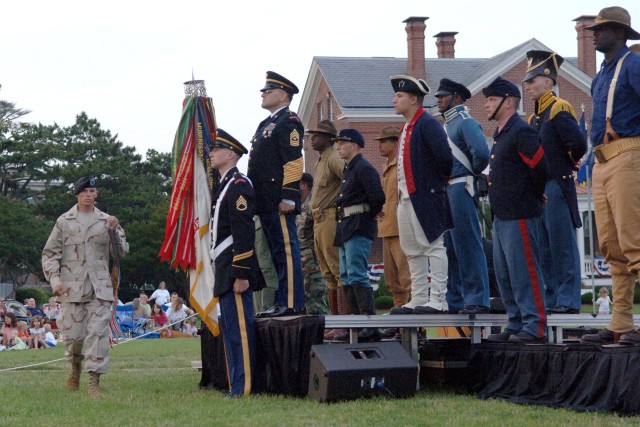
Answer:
[390,75,430,96]
[260,71,299,94]
[584,6,640,40]
[306,120,338,137]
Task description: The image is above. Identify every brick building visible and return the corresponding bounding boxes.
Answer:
[298,15,597,264]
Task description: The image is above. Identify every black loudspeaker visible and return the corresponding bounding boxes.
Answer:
[307,342,418,402]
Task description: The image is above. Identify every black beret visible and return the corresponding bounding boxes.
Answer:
[434,78,472,101]
[522,50,564,83]
[390,75,430,96]
[260,71,299,95]
[73,176,97,195]
[482,76,521,99]
[213,129,248,156]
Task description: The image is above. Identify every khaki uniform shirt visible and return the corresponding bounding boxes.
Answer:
[42,205,129,303]
[378,157,401,237]
[310,145,344,211]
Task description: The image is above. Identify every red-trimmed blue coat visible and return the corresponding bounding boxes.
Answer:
[488,114,549,220]
[400,108,454,242]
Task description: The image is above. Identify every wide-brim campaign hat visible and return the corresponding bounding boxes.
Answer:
[306,120,337,137]
[482,76,521,99]
[584,6,640,40]
[73,176,97,195]
[523,50,565,83]
[374,126,400,141]
[335,128,365,148]
[434,78,472,101]
[213,128,248,156]
[260,71,299,94]
[390,75,430,96]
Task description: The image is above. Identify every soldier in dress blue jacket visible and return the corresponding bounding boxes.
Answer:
[333,129,385,342]
[389,75,454,315]
[248,71,305,318]
[483,77,549,343]
[435,78,492,315]
[523,50,587,314]
[209,129,264,398]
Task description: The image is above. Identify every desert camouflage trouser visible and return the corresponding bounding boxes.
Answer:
[301,246,328,315]
[59,299,112,374]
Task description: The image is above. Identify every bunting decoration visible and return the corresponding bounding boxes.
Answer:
[159,79,220,335]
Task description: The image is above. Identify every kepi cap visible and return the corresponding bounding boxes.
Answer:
[73,176,97,195]
[213,129,248,156]
[390,75,430,96]
[584,6,640,40]
[335,129,365,148]
[434,78,472,101]
[375,126,400,141]
[306,120,337,137]
[260,71,299,94]
[523,50,564,83]
[482,76,521,99]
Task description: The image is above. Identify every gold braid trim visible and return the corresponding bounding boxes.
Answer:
[233,250,254,263]
[283,157,303,186]
[550,98,577,121]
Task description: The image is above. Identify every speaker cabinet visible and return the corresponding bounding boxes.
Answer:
[308,342,418,402]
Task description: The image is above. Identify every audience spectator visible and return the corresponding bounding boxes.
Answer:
[0,297,5,317]
[44,323,57,347]
[149,281,171,307]
[596,288,612,315]
[2,313,18,348]
[164,292,180,311]
[44,296,60,319]
[29,316,50,349]
[17,320,33,348]
[138,295,152,317]
[166,297,193,331]
[150,304,169,333]
[25,298,46,318]
[184,317,199,337]
[7,330,29,350]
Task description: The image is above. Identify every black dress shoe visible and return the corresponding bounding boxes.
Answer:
[508,331,546,344]
[256,306,305,318]
[486,329,517,343]
[547,306,580,314]
[390,306,414,315]
[413,306,448,314]
[358,328,382,342]
[619,330,640,345]
[382,327,399,338]
[458,305,490,315]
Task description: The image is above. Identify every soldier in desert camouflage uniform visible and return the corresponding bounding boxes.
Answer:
[42,176,128,396]
[296,173,328,315]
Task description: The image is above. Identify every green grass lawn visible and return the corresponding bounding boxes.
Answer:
[1,337,638,426]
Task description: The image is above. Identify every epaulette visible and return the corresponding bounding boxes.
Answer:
[458,110,471,120]
[550,98,577,121]
[528,113,535,125]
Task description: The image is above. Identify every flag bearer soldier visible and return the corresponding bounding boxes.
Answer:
[249,71,306,317]
[434,78,492,315]
[208,129,263,398]
[482,77,549,343]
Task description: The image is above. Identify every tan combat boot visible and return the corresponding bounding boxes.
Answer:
[67,362,81,391]
[88,372,101,397]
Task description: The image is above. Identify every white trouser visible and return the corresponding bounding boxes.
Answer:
[397,197,448,311]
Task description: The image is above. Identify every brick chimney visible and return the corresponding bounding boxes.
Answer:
[434,32,458,58]
[573,15,597,77]
[403,16,428,79]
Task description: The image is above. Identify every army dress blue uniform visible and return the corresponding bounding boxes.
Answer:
[435,78,491,314]
[211,166,264,397]
[486,78,549,339]
[248,82,305,314]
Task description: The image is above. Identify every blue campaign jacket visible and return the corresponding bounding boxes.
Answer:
[401,108,454,242]
[488,114,549,220]
[248,107,304,215]
[529,92,587,228]
[443,105,490,178]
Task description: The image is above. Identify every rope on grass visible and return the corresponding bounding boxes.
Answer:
[0,313,199,373]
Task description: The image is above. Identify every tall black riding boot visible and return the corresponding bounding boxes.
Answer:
[334,285,359,342]
[354,284,381,342]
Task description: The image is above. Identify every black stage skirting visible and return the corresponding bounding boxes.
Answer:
[199,315,325,396]
[256,315,325,397]
[472,343,640,415]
